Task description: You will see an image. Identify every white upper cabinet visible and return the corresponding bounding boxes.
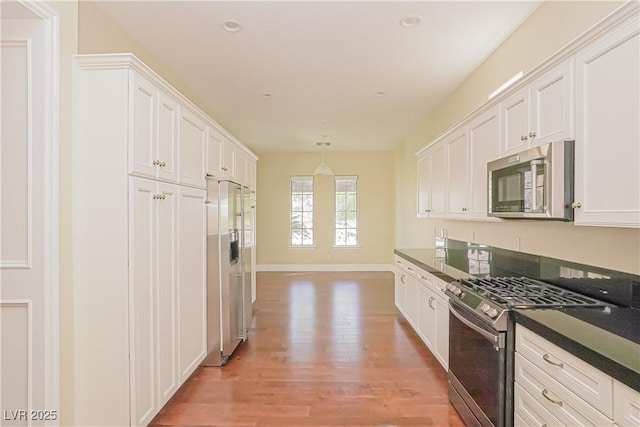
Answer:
[416,3,639,227]
[157,92,179,183]
[221,138,236,181]
[530,60,574,146]
[445,129,469,219]
[235,149,247,186]
[467,107,499,220]
[179,107,206,189]
[574,18,640,228]
[206,125,223,179]
[416,153,431,217]
[417,141,446,218]
[130,74,158,179]
[500,86,530,155]
[499,60,573,156]
[129,75,181,184]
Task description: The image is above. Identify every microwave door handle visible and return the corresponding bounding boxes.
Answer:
[449,302,502,347]
[530,162,537,211]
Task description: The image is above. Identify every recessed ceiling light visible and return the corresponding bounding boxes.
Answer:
[400,15,422,28]
[375,91,386,97]
[222,20,242,33]
[262,92,274,99]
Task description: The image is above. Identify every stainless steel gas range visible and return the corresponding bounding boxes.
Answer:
[444,276,608,427]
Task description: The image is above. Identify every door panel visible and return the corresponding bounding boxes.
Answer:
[178,187,207,379]
[157,92,179,182]
[130,74,157,179]
[1,13,52,425]
[179,108,206,188]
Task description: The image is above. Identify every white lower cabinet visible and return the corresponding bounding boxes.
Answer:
[515,325,640,427]
[393,255,449,370]
[129,179,206,426]
[614,380,640,427]
[177,186,207,382]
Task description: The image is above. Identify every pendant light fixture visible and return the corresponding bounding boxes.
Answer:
[314,138,333,176]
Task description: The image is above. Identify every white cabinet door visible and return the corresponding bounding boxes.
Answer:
[574,18,640,228]
[129,178,158,427]
[416,153,430,217]
[222,138,236,181]
[403,275,419,328]
[394,267,405,313]
[614,380,640,427]
[156,183,179,406]
[467,108,499,219]
[430,142,446,217]
[179,108,206,188]
[500,86,530,156]
[235,150,247,186]
[417,284,435,350]
[445,130,469,219]
[206,126,223,179]
[157,92,179,183]
[530,60,574,146]
[130,74,158,179]
[178,186,207,382]
[434,295,449,370]
[248,160,257,190]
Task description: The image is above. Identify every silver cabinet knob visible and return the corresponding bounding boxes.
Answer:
[461,207,467,212]
[153,159,160,166]
[529,131,536,138]
[160,161,166,167]
[520,135,528,141]
[571,201,582,209]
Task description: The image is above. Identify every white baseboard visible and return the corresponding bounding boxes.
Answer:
[256,264,393,272]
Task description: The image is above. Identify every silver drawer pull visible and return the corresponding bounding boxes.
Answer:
[407,267,413,271]
[543,353,564,368]
[541,389,563,406]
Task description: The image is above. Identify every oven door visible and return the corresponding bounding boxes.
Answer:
[448,300,506,427]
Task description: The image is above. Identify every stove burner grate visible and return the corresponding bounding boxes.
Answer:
[458,276,606,309]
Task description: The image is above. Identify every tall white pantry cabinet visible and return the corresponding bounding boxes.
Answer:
[72,54,256,426]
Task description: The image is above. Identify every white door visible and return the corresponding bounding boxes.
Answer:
[416,154,430,217]
[1,3,58,425]
[179,108,206,188]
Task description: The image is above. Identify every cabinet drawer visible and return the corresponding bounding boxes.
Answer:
[614,379,640,427]
[515,354,612,426]
[514,383,563,427]
[516,325,613,417]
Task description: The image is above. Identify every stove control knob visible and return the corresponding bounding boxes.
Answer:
[480,304,490,314]
[486,308,499,319]
[453,287,462,296]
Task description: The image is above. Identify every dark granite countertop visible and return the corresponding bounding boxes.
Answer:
[394,246,640,392]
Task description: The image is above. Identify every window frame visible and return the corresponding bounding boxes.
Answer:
[290,176,315,248]
[334,175,359,248]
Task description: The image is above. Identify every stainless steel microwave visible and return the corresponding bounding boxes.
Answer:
[487,140,574,220]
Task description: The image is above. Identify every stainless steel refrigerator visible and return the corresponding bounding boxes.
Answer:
[202,178,252,366]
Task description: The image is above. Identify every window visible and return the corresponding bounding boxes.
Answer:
[290,176,314,246]
[335,176,358,246]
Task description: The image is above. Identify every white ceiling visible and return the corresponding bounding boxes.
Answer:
[91,1,541,153]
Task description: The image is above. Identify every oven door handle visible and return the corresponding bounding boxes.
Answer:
[449,302,503,348]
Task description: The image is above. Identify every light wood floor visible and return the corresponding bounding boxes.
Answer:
[151,271,464,427]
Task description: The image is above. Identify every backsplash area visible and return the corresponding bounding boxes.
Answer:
[438,238,640,309]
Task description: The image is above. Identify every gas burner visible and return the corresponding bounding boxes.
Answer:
[457,276,606,309]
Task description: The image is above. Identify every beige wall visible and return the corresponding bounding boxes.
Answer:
[395,0,640,275]
[46,0,78,425]
[257,151,394,266]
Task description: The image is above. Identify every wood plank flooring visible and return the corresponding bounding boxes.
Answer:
[151,271,464,427]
